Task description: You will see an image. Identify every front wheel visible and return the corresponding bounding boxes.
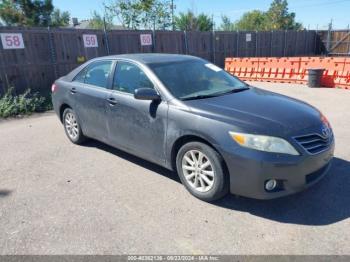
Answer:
[176,142,229,202]
[63,108,86,144]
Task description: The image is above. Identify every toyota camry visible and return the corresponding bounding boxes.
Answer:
[52,54,334,202]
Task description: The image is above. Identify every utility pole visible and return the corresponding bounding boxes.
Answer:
[326,19,333,55]
[171,0,175,31]
[103,5,110,55]
[211,14,214,32]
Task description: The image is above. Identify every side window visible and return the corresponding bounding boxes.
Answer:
[113,61,154,94]
[80,61,113,88]
[73,68,87,83]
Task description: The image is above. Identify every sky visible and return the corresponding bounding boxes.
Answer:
[53,0,350,30]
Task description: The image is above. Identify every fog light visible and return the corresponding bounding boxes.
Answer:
[265,179,277,191]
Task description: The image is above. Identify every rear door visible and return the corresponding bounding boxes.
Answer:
[70,60,114,142]
[105,60,168,164]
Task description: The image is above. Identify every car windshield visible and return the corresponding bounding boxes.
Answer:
[149,60,248,100]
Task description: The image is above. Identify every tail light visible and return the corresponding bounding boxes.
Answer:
[51,83,58,93]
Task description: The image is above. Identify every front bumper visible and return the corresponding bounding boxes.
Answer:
[219,141,335,200]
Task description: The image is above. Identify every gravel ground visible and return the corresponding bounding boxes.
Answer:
[0,82,349,255]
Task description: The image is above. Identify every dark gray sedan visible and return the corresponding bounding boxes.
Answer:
[52,54,334,201]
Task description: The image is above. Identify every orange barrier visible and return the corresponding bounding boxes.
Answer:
[257,57,300,83]
[224,56,350,89]
[338,59,350,89]
[225,58,259,81]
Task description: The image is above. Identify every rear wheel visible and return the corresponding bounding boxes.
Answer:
[63,108,86,144]
[176,142,229,202]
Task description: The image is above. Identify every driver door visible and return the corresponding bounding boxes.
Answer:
[105,60,168,164]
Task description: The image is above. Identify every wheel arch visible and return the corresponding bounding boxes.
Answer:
[59,103,72,123]
[170,135,229,178]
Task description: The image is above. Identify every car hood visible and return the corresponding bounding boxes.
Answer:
[182,87,322,136]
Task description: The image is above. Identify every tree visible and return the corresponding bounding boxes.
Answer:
[0,0,70,27]
[89,10,114,30]
[234,10,266,31]
[219,15,235,31]
[175,11,213,31]
[50,9,70,27]
[106,0,141,29]
[265,0,302,30]
[175,11,196,31]
[142,0,171,30]
[105,0,171,30]
[197,13,213,31]
[218,0,302,31]
[0,0,24,26]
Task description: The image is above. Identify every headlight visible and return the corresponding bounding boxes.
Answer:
[229,132,299,155]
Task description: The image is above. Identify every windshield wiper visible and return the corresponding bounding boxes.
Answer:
[181,87,250,101]
[217,87,250,95]
[181,94,220,101]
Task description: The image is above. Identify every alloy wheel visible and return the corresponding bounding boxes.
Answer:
[64,112,79,140]
[181,150,215,193]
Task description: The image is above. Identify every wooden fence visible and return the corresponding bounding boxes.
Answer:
[318,29,350,56]
[0,27,321,95]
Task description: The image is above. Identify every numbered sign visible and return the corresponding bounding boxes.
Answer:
[0,33,25,49]
[140,34,152,46]
[83,34,98,48]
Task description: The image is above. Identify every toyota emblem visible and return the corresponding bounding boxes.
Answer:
[321,125,331,138]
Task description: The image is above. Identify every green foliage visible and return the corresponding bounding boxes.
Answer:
[0,88,52,118]
[174,11,196,31]
[219,0,302,31]
[0,0,70,27]
[142,0,171,30]
[105,0,171,30]
[50,8,70,27]
[175,11,213,31]
[219,15,235,31]
[266,0,302,30]
[0,0,24,26]
[197,14,213,31]
[88,10,114,30]
[234,10,267,31]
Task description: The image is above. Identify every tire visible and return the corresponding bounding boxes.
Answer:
[176,142,229,202]
[62,108,86,144]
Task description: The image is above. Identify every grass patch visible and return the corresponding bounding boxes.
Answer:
[0,88,52,118]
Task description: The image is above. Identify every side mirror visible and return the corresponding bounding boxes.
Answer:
[134,88,161,101]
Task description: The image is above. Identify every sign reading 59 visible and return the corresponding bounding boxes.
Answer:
[0,33,25,49]
[83,34,98,48]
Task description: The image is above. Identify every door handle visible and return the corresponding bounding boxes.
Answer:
[107,97,118,106]
[70,87,77,94]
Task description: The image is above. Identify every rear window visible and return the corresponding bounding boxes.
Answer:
[73,61,113,88]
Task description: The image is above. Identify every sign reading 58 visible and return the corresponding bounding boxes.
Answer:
[83,34,98,48]
[0,33,25,49]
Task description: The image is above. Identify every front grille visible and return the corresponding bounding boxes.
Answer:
[294,132,333,155]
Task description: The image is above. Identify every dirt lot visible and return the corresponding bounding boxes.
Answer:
[0,82,349,255]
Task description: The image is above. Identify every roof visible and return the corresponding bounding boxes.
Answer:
[101,53,202,64]
[65,20,126,30]
[65,54,201,81]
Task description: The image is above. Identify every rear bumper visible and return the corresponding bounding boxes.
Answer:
[51,94,61,119]
[219,141,334,200]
